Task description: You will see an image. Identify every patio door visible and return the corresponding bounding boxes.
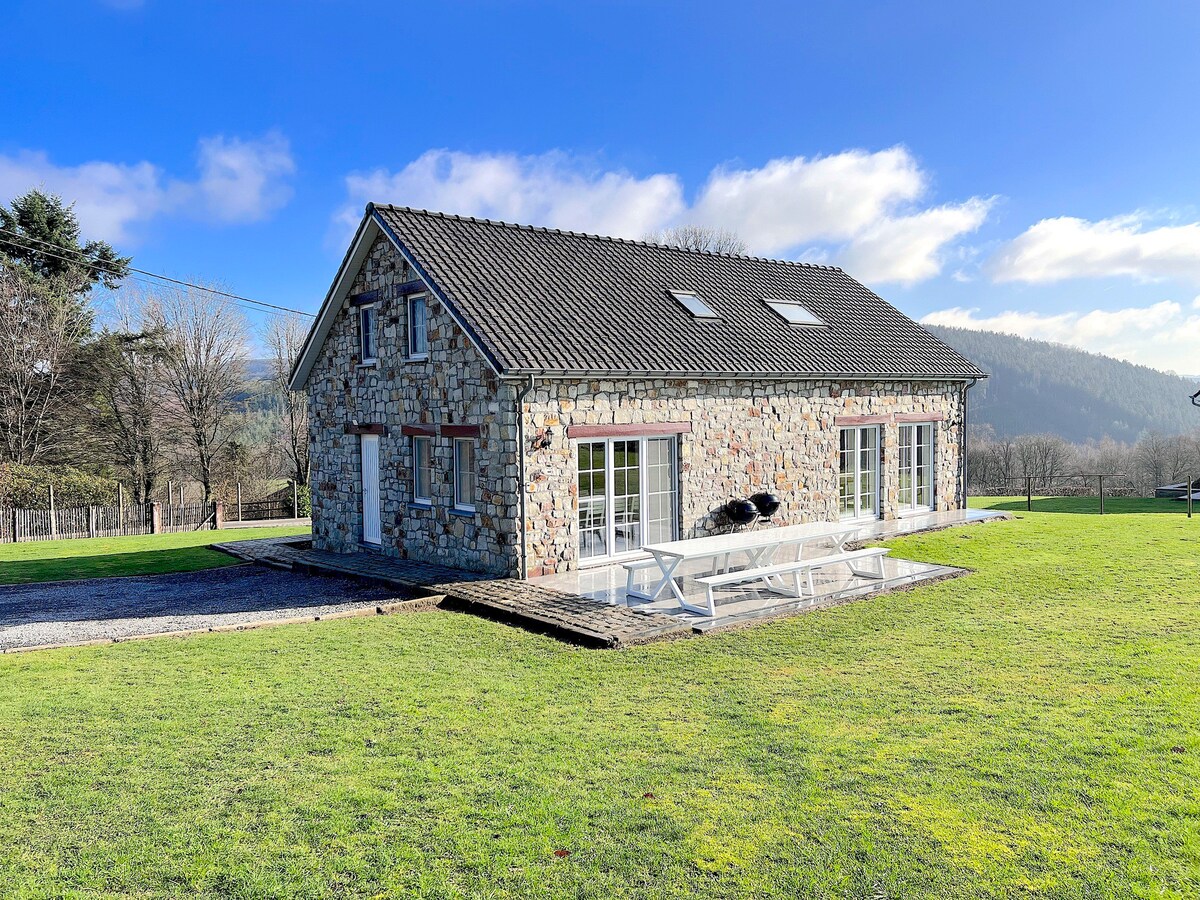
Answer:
[360,434,381,545]
[577,436,677,563]
[838,426,879,521]
[898,423,934,513]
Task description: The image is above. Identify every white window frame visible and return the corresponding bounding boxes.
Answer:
[838,425,881,522]
[407,293,429,359]
[412,435,433,505]
[576,435,679,566]
[897,422,935,515]
[453,438,476,512]
[358,304,378,364]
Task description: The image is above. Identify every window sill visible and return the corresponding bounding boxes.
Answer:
[357,360,379,369]
[409,500,433,511]
[404,354,430,363]
[449,506,476,518]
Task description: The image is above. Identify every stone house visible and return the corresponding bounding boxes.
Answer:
[290,205,987,578]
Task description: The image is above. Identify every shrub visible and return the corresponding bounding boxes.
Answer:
[0,463,118,509]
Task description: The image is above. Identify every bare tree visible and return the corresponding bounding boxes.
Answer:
[262,313,310,486]
[644,225,748,255]
[0,268,92,464]
[148,285,248,503]
[86,289,169,503]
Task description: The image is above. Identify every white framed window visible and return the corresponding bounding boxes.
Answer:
[764,299,824,327]
[668,290,719,319]
[839,426,879,521]
[898,423,935,513]
[412,435,433,504]
[453,438,476,511]
[577,435,678,563]
[408,294,429,358]
[358,304,378,363]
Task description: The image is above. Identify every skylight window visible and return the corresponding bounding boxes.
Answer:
[764,299,824,327]
[669,290,718,319]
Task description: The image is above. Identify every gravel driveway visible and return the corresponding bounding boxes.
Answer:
[0,564,407,651]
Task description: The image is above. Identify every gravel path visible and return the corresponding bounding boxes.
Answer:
[0,565,407,651]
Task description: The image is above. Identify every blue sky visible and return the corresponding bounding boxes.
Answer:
[5,0,1200,371]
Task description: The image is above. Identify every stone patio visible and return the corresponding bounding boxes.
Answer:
[216,507,1008,647]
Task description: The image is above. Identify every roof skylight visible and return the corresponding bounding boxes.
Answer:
[669,290,719,319]
[764,299,824,327]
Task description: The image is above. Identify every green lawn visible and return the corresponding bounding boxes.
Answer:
[0,525,309,584]
[1,502,1198,898]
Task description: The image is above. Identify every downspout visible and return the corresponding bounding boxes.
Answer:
[960,377,978,509]
[515,375,536,579]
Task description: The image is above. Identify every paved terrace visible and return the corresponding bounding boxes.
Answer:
[216,508,1007,648]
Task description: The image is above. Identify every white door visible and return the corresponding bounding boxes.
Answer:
[898,423,934,512]
[577,436,677,563]
[838,426,880,521]
[360,434,381,545]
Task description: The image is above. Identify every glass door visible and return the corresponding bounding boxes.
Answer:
[839,426,879,521]
[898,423,934,512]
[577,436,677,562]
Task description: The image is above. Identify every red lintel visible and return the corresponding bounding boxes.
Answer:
[566,422,692,438]
[440,424,480,438]
[344,423,385,435]
[834,414,891,426]
[894,412,945,423]
[400,424,437,437]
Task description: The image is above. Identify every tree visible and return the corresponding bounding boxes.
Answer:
[262,313,310,486]
[0,269,93,464]
[149,286,248,503]
[644,225,748,255]
[84,290,169,503]
[0,190,130,293]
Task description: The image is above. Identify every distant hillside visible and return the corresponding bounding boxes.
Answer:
[925,325,1199,443]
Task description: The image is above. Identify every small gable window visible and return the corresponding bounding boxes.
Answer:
[359,305,378,362]
[408,294,429,358]
[669,290,718,319]
[764,299,824,327]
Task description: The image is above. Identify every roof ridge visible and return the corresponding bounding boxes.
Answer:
[371,203,844,271]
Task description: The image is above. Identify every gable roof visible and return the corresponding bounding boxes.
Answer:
[291,205,986,387]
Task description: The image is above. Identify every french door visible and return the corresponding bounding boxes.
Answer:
[578,436,677,563]
[838,426,879,521]
[898,423,934,512]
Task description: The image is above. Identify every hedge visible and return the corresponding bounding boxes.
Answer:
[0,463,118,509]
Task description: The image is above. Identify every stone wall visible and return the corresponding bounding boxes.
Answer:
[520,378,964,576]
[306,234,520,575]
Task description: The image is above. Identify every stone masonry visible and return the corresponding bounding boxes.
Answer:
[306,236,966,579]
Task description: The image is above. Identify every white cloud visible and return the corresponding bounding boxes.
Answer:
[990,213,1200,284]
[338,150,684,244]
[195,132,295,223]
[0,132,296,244]
[338,146,992,285]
[921,301,1200,374]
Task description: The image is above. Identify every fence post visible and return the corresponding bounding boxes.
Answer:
[237,482,242,522]
[1189,476,1194,519]
[88,506,96,539]
[10,508,17,543]
[150,501,162,534]
[1098,475,1105,515]
[212,501,224,531]
[1026,475,1032,512]
[48,484,57,539]
[292,480,299,518]
[117,483,125,535]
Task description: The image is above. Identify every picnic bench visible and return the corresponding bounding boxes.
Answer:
[624,522,876,616]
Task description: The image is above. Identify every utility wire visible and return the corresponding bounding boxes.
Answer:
[0,227,316,317]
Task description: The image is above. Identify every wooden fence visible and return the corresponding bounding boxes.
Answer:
[0,501,215,543]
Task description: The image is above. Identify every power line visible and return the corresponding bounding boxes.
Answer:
[0,227,315,318]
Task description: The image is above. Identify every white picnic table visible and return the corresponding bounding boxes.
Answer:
[627,521,861,615]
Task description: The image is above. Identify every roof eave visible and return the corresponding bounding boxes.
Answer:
[498,368,988,381]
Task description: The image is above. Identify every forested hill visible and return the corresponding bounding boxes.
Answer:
[925,325,1199,443]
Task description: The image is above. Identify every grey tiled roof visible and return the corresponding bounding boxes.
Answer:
[372,205,986,380]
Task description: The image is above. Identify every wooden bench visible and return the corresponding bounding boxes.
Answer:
[691,547,890,616]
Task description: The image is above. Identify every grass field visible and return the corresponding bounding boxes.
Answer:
[1,500,1198,897]
[0,525,310,584]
